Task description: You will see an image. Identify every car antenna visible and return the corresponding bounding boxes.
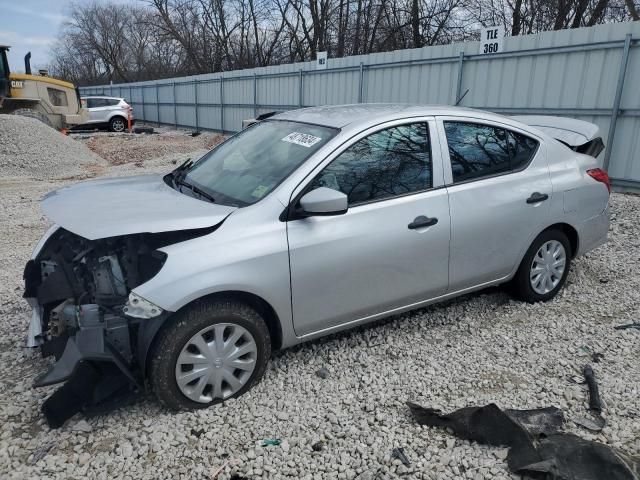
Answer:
[455,89,470,106]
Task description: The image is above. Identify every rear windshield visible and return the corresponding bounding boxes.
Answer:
[185,120,337,206]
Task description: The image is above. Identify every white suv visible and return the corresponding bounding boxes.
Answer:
[81,96,133,132]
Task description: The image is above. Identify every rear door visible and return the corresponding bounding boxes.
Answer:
[287,119,451,336]
[437,117,552,291]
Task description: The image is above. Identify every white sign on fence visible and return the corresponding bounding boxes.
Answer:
[316,51,328,70]
[479,26,504,54]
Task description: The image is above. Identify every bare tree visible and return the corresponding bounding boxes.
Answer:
[50,0,639,86]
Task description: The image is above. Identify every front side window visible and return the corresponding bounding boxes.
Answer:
[48,88,68,107]
[309,123,432,206]
[183,120,337,207]
[444,121,510,183]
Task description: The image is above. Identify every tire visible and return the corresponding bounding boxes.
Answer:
[149,299,271,410]
[512,229,572,303]
[109,116,127,132]
[11,108,54,128]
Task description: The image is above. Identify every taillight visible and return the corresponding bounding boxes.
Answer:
[587,168,611,194]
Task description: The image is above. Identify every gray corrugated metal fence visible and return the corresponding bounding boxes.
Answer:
[80,22,640,188]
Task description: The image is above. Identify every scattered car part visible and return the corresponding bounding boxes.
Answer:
[407,401,640,480]
[133,126,154,134]
[615,322,640,330]
[574,364,606,432]
[391,447,411,466]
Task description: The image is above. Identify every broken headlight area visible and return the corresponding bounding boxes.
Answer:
[23,227,170,428]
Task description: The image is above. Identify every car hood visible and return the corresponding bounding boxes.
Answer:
[42,174,237,240]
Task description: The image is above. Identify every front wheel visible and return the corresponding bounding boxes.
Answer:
[149,299,271,410]
[512,230,571,303]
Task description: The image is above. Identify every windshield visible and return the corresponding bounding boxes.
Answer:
[183,120,338,206]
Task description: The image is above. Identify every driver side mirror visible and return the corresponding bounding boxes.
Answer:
[299,187,348,216]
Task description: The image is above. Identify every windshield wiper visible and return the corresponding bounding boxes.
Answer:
[168,158,193,185]
[175,177,216,203]
[165,158,216,203]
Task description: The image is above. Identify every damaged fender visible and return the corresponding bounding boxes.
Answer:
[24,220,224,427]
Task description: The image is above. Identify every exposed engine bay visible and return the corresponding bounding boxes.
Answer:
[23,225,215,427]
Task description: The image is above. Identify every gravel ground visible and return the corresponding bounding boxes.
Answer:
[0,120,638,479]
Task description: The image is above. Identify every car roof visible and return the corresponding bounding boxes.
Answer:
[272,103,501,129]
[82,96,124,100]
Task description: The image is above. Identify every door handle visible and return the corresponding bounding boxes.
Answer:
[408,215,438,229]
[526,192,549,204]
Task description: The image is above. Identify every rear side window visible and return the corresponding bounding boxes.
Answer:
[508,130,539,170]
[309,123,432,206]
[48,88,68,107]
[444,121,538,183]
[106,98,121,106]
[87,98,110,107]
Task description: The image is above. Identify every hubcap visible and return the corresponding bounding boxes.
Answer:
[175,323,257,403]
[112,119,125,131]
[530,240,566,295]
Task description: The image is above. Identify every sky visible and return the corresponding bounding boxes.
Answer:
[0,0,134,73]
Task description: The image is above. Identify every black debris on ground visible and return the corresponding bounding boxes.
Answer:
[407,402,640,480]
[391,447,411,466]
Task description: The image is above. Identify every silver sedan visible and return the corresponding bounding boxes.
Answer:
[25,104,610,420]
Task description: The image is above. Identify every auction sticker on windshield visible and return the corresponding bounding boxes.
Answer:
[282,132,322,148]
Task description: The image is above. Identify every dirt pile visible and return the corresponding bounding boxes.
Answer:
[84,130,225,165]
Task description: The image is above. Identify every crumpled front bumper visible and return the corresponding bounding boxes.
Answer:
[26,295,144,428]
[34,324,138,388]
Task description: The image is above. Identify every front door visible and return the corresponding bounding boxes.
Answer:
[287,121,451,336]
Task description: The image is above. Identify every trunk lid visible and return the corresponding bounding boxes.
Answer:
[512,115,605,157]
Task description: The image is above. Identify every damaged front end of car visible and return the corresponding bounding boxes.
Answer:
[23,225,211,428]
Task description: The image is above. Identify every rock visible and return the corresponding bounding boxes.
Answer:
[120,442,134,458]
[71,420,93,433]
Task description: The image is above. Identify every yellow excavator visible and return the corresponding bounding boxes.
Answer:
[0,46,88,129]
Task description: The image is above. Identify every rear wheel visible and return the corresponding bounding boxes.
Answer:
[11,107,53,128]
[149,299,271,410]
[512,230,571,303]
[109,116,127,132]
